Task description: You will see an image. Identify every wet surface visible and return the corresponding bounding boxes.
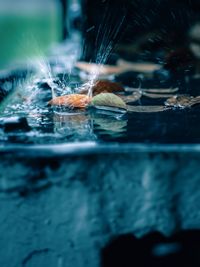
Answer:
[0,61,199,267]
[0,73,200,149]
[0,33,200,152]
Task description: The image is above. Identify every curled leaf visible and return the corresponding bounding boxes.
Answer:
[48,94,91,109]
[91,93,127,113]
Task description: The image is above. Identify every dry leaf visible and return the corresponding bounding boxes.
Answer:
[76,62,123,75]
[48,94,91,108]
[143,92,175,98]
[76,60,162,76]
[119,91,142,103]
[117,59,161,73]
[127,105,170,113]
[91,93,127,112]
[80,80,124,96]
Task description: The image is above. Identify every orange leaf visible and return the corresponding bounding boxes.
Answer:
[48,94,92,108]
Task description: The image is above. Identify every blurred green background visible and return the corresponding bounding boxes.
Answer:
[0,0,62,69]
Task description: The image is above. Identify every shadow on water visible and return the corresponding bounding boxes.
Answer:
[101,230,200,267]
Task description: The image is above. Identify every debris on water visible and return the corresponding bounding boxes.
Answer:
[48,94,92,109]
[165,95,191,108]
[165,95,200,108]
[90,93,127,113]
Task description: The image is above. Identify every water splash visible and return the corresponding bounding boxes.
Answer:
[35,57,56,98]
[82,3,127,97]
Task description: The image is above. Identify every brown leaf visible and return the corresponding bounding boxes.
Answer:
[80,80,124,96]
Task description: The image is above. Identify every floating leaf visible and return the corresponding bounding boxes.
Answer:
[91,93,127,113]
[191,96,200,106]
[125,87,179,93]
[48,94,91,109]
[127,105,170,113]
[120,91,142,103]
[165,95,192,108]
[142,88,179,93]
[143,92,175,99]
[165,95,200,108]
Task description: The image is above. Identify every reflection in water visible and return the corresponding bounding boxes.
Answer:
[53,112,96,141]
[53,111,128,140]
[91,112,127,138]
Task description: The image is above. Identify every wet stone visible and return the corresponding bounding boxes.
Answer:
[0,67,35,103]
[0,80,14,103]
[0,117,31,133]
